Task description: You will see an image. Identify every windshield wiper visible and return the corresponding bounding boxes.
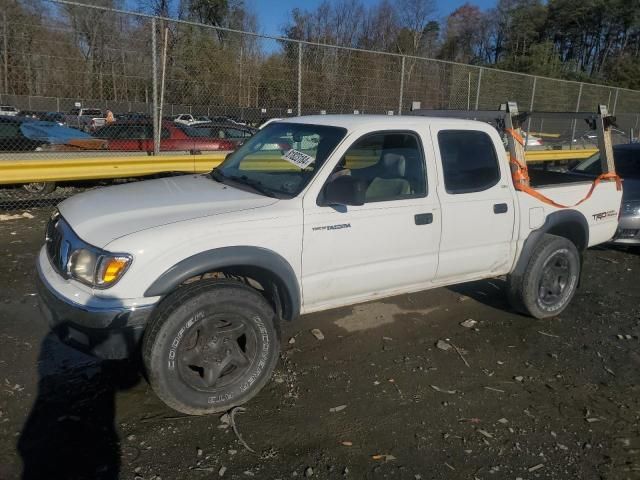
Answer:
[210,169,279,198]
[209,169,226,183]
[227,175,278,198]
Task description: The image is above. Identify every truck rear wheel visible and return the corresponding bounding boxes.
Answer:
[142,279,280,415]
[508,234,581,319]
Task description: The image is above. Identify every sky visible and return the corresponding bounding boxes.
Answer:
[252,0,497,38]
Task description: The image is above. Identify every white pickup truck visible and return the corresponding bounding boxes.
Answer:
[63,108,106,132]
[37,105,623,414]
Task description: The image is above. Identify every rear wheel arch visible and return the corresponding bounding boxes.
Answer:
[513,210,588,278]
[144,247,301,321]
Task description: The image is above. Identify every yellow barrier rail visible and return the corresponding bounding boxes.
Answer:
[0,149,597,185]
[0,153,228,184]
[524,149,597,162]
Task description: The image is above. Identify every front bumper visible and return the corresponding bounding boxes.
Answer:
[611,215,640,245]
[36,256,156,359]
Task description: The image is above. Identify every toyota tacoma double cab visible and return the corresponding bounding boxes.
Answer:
[37,103,623,415]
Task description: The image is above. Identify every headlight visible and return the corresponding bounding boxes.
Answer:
[68,248,99,285]
[67,247,132,288]
[622,201,640,216]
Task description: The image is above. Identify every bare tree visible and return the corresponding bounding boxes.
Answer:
[394,0,436,56]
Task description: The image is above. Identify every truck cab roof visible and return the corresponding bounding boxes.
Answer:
[278,114,486,130]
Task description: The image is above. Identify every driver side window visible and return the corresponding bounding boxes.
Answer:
[330,132,427,203]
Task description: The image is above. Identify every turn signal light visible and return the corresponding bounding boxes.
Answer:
[101,258,130,283]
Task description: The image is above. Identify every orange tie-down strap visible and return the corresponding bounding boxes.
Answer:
[504,128,622,209]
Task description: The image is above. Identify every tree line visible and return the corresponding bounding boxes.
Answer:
[284,0,640,90]
[0,0,638,115]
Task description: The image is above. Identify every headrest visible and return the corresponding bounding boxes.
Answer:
[382,152,406,177]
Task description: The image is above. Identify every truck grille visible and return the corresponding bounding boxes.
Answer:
[45,212,71,277]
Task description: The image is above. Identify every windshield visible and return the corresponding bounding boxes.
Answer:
[214,122,347,198]
[573,147,640,179]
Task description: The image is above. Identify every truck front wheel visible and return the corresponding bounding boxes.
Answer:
[508,234,581,319]
[142,279,280,415]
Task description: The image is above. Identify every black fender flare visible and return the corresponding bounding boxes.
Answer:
[144,246,301,320]
[512,209,589,278]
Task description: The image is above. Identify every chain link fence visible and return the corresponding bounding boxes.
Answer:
[1,0,640,210]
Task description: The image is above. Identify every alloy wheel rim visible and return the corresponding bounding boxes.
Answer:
[538,251,571,306]
[23,182,48,193]
[176,313,257,392]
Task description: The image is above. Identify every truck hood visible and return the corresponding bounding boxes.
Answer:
[59,175,278,247]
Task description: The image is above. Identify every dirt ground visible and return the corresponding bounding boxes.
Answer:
[0,208,639,480]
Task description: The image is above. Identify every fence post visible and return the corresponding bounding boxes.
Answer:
[398,56,405,115]
[525,76,537,149]
[297,42,302,116]
[56,97,60,112]
[151,18,160,155]
[2,12,7,95]
[570,83,583,150]
[612,88,619,115]
[467,72,471,110]
[474,68,483,110]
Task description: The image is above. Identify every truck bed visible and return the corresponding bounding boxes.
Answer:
[528,168,594,189]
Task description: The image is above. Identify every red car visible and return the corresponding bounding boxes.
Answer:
[93,121,235,152]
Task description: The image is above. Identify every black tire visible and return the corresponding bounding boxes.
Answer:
[142,279,280,415]
[507,234,581,319]
[22,182,56,195]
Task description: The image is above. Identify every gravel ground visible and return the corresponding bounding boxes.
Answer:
[0,208,639,480]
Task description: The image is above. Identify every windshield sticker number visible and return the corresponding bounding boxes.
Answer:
[282,149,315,169]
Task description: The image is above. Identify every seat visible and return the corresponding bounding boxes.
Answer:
[365,152,411,201]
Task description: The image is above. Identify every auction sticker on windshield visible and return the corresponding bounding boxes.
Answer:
[282,149,315,169]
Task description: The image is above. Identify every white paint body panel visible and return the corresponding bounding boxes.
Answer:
[44,114,622,314]
[427,122,517,280]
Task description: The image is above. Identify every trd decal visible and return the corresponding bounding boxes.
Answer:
[592,210,617,221]
[312,223,351,232]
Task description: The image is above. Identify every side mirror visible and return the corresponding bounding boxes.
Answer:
[323,175,367,206]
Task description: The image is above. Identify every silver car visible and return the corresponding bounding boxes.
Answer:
[571,143,640,245]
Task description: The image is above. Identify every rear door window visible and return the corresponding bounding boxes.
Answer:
[437,130,501,194]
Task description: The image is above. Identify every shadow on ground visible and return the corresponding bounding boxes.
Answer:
[17,333,141,480]
[447,277,513,312]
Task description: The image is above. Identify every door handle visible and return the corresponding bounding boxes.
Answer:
[493,203,508,214]
[415,213,433,225]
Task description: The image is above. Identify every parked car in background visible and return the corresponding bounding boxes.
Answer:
[18,110,46,119]
[64,108,106,132]
[525,133,543,148]
[0,116,105,152]
[573,127,628,147]
[0,105,19,116]
[0,116,48,151]
[116,112,151,122]
[570,143,640,246]
[173,114,209,126]
[1,116,108,194]
[184,122,257,148]
[40,112,66,125]
[93,121,236,152]
[209,115,247,126]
